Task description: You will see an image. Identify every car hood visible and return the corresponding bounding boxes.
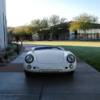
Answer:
[34,50,64,64]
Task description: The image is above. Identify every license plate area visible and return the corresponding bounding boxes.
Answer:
[39,69,62,72]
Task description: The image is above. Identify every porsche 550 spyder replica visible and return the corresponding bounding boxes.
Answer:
[23,46,77,76]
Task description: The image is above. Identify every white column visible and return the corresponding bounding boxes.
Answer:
[0,0,7,49]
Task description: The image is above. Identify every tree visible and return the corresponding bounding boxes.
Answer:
[49,15,67,40]
[41,18,49,28]
[25,25,35,35]
[7,27,14,35]
[69,13,98,34]
[49,23,68,40]
[13,26,26,35]
[30,15,67,40]
[31,18,49,34]
[11,15,67,40]
[31,19,41,27]
[49,26,57,40]
[60,18,67,24]
[50,15,60,26]
[30,19,42,34]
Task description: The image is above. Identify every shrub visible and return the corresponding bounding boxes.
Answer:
[0,52,5,63]
[8,50,14,56]
[0,43,23,65]
[18,45,22,52]
[12,44,17,52]
[3,52,9,59]
[0,56,3,63]
[12,44,21,53]
[5,45,12,51]
[8,40,12,45]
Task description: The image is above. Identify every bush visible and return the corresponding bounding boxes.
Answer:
[5,45,12,51]
[18,45,22,52]
[8,40,12,45]
[0,43,23,65]
[0,56,4,63]
[8,49,14,56]
[12,44,17,52]
[0,52,5,64]
[3,52,9,59]
[12,44,21,53]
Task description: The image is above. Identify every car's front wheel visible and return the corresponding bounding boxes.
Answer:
[24,70,31,77]
[68,71,74,75]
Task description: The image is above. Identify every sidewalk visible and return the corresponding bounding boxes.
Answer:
[0,63,23,72]
[0,51,25,72]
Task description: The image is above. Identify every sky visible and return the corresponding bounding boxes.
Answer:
[6,0,100,27]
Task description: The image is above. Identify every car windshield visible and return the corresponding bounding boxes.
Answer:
[34,46,63,51]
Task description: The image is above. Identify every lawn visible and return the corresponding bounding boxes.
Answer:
[24,41,100,47]
[63,46,100,72]
[23,41,100,72]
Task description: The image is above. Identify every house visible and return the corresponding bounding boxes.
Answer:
[38,23,70,40]
[9,22,100,41]
[69,22,100,40]
[77,29,100,39]
[38,22,100,41]
[0,0,7,49]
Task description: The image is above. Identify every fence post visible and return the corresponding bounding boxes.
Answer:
[16,36,19,55]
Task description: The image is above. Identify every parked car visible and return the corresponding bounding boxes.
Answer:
[23,46,77,76]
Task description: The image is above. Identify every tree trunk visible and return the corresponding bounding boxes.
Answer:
[84,30,86,39]
[49,32,53,40]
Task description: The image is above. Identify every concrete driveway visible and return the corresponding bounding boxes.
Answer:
[0,44,100,100]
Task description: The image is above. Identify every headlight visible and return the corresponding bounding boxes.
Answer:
[67,54,75,63]
[25,54,34,63]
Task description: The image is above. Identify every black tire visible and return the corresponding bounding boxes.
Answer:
[68,71,74,75]
[24,70,31,77]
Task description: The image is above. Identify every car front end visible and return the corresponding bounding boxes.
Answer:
[23,49,77,75]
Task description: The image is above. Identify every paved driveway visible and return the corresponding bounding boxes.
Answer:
[0,44,100,100]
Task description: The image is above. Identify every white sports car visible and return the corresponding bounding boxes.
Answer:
[23,46,77,76]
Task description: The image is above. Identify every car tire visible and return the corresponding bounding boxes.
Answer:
[24,70,31,77]
[68,71,74,75]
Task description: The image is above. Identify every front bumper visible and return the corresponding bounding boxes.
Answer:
[24,63,76,73]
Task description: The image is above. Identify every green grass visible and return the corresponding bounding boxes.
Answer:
[23,41,100,47]
[62,46,100,72]
[23,41,100,72]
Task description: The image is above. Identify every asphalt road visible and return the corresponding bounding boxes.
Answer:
[0,44,100,100]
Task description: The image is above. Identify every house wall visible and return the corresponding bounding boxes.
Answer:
[61,31,70,40]
[0,0,7,49]
[32,34,39,41]
[78,29,100,34]
[70,29,100,40]
[38,30,70,41]
[54,31,69,40]
[77,29,100,39]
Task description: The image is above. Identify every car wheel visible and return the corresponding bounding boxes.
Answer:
[68,71,74,75]
[24,70,31,77]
